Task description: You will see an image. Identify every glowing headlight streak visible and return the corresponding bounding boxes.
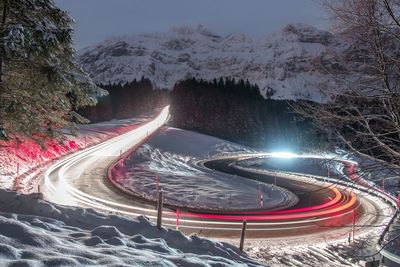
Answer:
[269,152,299,158]
[44,106,169,206]
[177,190,357,221]
[42,110,382,238]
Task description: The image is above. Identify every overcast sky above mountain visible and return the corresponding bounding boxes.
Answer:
[55,0,329,49]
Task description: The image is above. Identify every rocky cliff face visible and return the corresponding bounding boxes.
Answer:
[78,24,351,101]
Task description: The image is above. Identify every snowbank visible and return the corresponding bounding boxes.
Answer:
[0,189,262,266]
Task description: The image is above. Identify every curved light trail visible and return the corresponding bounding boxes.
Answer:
[42,106,390,240]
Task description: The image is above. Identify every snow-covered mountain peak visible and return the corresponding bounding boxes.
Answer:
[163,25,221,41]
[78,24,349,101]
[278,23,335,44]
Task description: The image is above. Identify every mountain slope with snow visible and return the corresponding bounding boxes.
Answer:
[78,24,350,101]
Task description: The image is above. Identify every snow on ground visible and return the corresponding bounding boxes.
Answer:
[244,235,379,267]
[111,127,297,212]
[0,114,152,192]
[0,189,262,267]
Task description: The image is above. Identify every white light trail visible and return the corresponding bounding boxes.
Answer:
[41,107,387,239]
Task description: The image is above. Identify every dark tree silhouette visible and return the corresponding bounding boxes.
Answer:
[170,78,319,149]
[78,78,168,123]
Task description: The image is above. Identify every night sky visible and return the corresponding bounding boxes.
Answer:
[55,0,329,49]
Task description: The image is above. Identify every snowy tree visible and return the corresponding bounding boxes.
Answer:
[296,0,400,168]
[293,1,400,254]
[0,0,106,142]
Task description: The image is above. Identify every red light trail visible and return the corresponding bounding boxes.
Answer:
[42,106,391,239]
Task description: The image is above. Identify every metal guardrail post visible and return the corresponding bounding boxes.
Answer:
[239,220,247,252]
[157,188,163,230]
[16,163,20,189]
[398,193,400,210]
[36,185,43,199]
[176,209,179,231]
[352,209,356,243]
[156,175,159,193]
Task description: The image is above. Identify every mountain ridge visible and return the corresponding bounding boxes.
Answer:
[78,23,350,101]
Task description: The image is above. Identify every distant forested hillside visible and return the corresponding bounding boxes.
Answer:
[79,76,324,151]
[170,78,324,150]
[78,78,169,123]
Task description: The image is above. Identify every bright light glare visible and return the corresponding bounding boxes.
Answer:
[269,152,299,158]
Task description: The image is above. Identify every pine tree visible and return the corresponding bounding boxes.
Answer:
[0,0,106,142]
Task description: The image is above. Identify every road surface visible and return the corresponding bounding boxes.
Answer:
[42,107,391,242]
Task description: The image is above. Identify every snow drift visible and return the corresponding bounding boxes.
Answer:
[0,189,262,266]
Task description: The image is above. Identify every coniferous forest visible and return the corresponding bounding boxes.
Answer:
[78,78,169,122]
[170,78,323,150]
[79,77,323,150]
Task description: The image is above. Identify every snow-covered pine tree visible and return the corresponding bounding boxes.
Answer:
[0,0,106,142]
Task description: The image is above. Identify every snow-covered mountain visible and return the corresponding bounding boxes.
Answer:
[78,24,350,101]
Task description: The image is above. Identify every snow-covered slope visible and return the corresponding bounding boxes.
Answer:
[0,189,262,266]
[112,127,297,211]
[78,24,349,101]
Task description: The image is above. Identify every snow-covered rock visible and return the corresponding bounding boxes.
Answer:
[78,24,350,101]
